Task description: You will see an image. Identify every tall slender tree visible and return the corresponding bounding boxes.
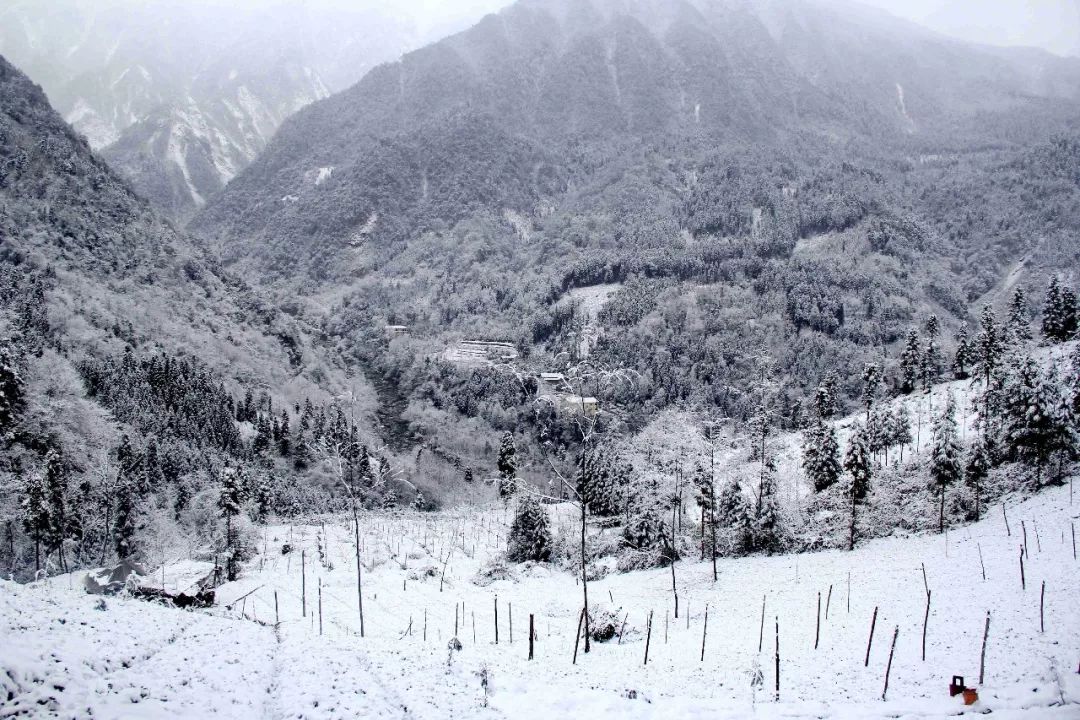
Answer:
[930,394,963,533]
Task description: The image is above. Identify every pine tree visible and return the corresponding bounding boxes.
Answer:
[0,343,24,441]
[889,403,913,463]
[844,424,872,550]
[977,306,1001,384]
[922,315,941,390]
[802,420,842,492]
[1042,276,1064,341]
[112,472,137,560]
[253,413,272,455]
[930,394,963,533]
[964,435,991,521]
[1002,357,1075,484]
[899,329,921,394]
[218,466,244,581]
[815,374,840,419]
[412,489,427,511]
[142,440,165,493]
[293,430,311,470]
[21,466,50,571]
[753,461,782,554]
[278,411,291,456]
[496,431,518,500]
[1070,347,1080,426]
[1006,287,1032,344]
[1061,286,1078,340]
[844,425,872,501]
[861,363,880,422]
[507,494,553,562]
[953,323,974,380]
[716,477,753,554]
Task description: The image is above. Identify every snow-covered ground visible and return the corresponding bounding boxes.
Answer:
[4,478,1078,718]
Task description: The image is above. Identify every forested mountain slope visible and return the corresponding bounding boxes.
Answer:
[188,0,1080,476]
[0,55,414,580]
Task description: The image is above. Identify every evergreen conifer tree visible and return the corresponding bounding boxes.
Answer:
[964,435,991,521]
[293,430,311,470]
[1007,287,1032,344]
[218,466,244,581]
[716,478,753,554]
[1042,276,1064,341]
[930,394,963,533]
[922,315,941,390]
[507,493,553,562]
[815,374,840,419]
[844,425,872,501]
[1002,358,1075,484]
[278,411,291,456]
[977,306,1001,386]
[0,343,24,441]
[861,363,880,422]
[496,431,518,500]
[890,403,913,463]
[21,466,49,571]
[753,462,782,554]
[899,329,921,393]
[953,323,974,380]
[802,420,842,492]
[1061,286,1078,339]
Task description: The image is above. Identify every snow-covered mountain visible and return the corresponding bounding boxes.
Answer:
[0,0,510,221]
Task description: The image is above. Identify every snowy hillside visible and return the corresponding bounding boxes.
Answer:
[4,477,1077,718]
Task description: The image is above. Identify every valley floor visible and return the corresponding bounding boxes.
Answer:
[3,483,1079,719]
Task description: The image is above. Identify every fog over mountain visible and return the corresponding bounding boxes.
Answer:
[0,0,510,222]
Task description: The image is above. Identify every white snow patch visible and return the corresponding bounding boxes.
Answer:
[315,166,335,186]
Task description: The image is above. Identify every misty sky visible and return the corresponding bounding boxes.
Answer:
[856,0,1080,57]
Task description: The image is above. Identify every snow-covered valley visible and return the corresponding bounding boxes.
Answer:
[4,477,1077,719]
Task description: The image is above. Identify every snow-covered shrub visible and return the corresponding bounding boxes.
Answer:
[506,494,553,563]
[587,603,624,642]
[472,556,515,587]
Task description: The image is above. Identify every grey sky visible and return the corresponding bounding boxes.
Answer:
[854,0,1080,57]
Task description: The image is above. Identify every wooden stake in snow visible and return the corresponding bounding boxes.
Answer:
[1020,545,1026,590]
[274,591,280,629]
[825,584,833,620]
[424,608,428,642]
[644,610,654,666]
[978,543,986,581]
[472,611,476,644]
[774,616,780,702]
[664,609,669,644]
[1003,504,1011,536]
[318,579,323,636]
[529,614,535,660]
[301,550,307,618]
[618,613,629,644]
[1040,581,1045,633]
[1022,521,1029,559]
[847,572,851,613]
[758,594,766,653]
[509,602,513,644]
[701,604,709,662]
[573,607,585,665]
[494,595,499,645]
[814,592,821,650]
[1073,522,1076,561]
[979,611,990,684]
[882,626,899,700]
[865,606,878,667]
[922,590,931,662]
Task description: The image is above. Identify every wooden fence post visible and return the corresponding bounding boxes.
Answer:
[865,606,878,667]
[922,590,931,661]
[573,607,585,665]
[700,604,709,662]
[882,626,899,700]
[529,614,535,660]
[979,611,990,684]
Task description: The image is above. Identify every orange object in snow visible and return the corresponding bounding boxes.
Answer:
[963,688,979,705]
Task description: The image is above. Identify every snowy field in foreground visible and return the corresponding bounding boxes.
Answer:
[3,482,1078,719]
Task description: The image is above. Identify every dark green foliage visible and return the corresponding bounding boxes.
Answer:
[716,477,753,554]
[899,329,921,394]
[218,466,244,581]
[1001,357,1075,482]
[930,395,963,530]
[506,494,552,563]
[844,424,872,501]
[953,323,974,380]
[0,343,23,440]
[753,462,783,554]
[803,420,841,492]
[497,431,517,499]
[1042,277,1077,343]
